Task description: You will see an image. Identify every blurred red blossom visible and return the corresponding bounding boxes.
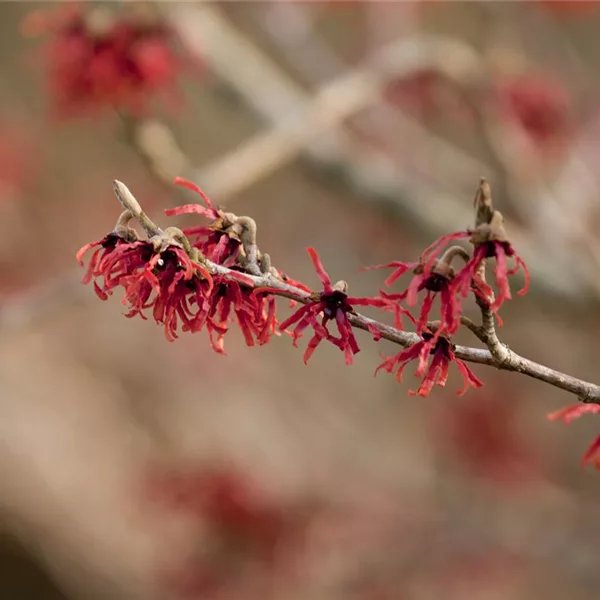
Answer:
[148,467,289,558]
[22,3,189,118]
[384,68,472,122]
[0,121,39,202]
[496,75,572,147]
[537,0,600,16]
[147,465,309,598]
[434,392,541,485]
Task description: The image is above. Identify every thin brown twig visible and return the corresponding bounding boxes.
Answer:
[112,179,600,406]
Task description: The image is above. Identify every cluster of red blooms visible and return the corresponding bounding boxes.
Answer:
[362,180,529,396]
[77,179,280,353]
[22,3,187,117]
[77,176,530,399]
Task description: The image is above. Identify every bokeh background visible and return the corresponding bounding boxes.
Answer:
[2,1,600,599]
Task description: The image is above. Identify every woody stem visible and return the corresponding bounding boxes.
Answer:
[473,259,511,364]
[438,245,470,267]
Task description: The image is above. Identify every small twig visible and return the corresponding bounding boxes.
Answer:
[476,295,511,365]
[458,316,485,341]
[470,180,512,365]
[112,181,600,406]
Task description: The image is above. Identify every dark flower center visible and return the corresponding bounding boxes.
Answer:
[101,232,121,250]
[321,290,350,319]
[422,331,453,357]
[424,272,450,292]
[138,243,154,262]
[155,249,180,270]
[481,240,514,259]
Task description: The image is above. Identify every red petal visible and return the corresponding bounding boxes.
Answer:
[416,290,435,333]
[173,177,215,209]
[279,304,313,331]
[76,239,102,265]
[420,231,470,269]
[454,358,484,396]
[548,403,600,424]
[164,203,215,219]
[582,434,600,469]
[306,247,333,292]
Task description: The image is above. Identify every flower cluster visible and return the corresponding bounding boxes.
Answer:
[77,180,284,353]
[366,188,528,332]
[77,177,530,399]
[360,179,528,395]
[23,3,188,118]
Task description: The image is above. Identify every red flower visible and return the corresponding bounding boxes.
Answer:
[419,212,529,317]
[0,121,38,201]
[119,245,214,342]
[452,240,529,315]
[363,257,461,335]
[78,176,289,351]
[147,466,296,568]
[375,330,483,397]
[24,4,186,117]
[76,230,151,300]
[77,222,283,350]
[203,273,277,354]
[548,403,600,468]
[497,75,571,146]
[435,393,541,484]
[278,248,380,365]
[165,178,244,267]
[384,68,471,123]
[537,0,599,16]
[147,465,304,599]
[77,223,215,339]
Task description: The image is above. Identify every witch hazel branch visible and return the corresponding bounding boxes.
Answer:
[77,176,600,468]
